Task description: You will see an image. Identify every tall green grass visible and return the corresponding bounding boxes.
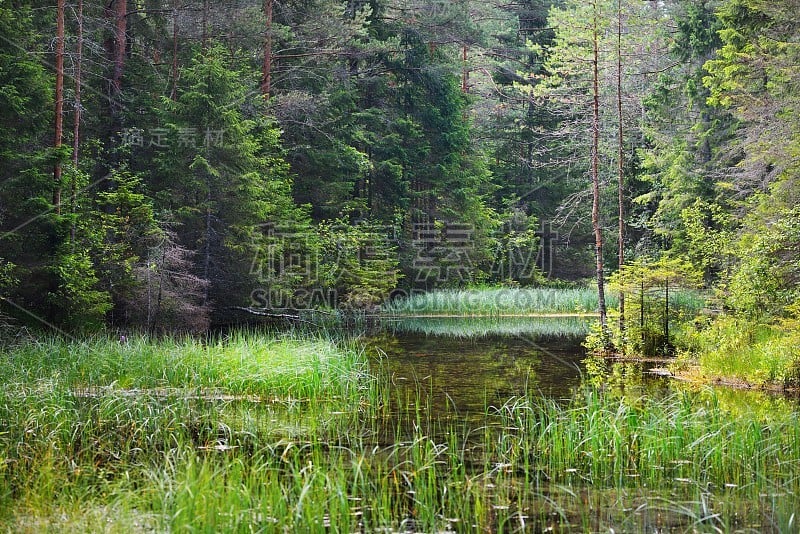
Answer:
[388,315,594,338]
[146,388,800,532]
[0,331,369,398]
[2,333,799,531]
[678,315,800,386]
[383,287,612,316]
[490,388,800,491]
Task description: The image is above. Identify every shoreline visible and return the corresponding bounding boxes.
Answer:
[601,353,800,395]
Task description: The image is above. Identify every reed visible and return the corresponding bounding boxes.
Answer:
[383,287,612,316]
[384,287,707,319]
[1,333,798,532]
[0,331,370,398]
[388,315,594,338]
[489,388,800,491]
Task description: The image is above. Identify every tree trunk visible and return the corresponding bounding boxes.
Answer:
[70,0,83,242]
[202,0,209,50]
[664,277,670,354]
[591,0,608,335]
[112,0,127,114]
[72,0,83,169]
[171,0,179,100]
[461,45,468,93]
[640,276,645,348]
[53,0,65,213]
[616,0,625,342]
[101,0,126,175]
[262,0,273,100]
[202,187,212,308]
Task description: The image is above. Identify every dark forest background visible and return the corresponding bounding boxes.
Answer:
[1,0,798,334]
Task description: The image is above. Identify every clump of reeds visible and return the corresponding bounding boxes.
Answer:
[383,287,617,316]
[0,331,371,398]
[388,315,593,338]
[1,332,798,532]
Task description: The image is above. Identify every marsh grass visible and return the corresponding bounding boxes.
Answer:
[0,331,369,398]
[388,315,594,338]
[1,332,799,531]
[384,287,707,321]
[679,315,800,386]
[383,287,612,316]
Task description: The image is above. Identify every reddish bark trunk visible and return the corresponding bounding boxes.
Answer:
[70,0,83,242]
[591,0,608,333]
[72,0,83,168]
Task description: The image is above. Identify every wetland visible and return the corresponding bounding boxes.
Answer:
[2,314,799,532]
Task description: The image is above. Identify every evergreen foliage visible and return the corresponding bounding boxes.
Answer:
[0,0,798,350]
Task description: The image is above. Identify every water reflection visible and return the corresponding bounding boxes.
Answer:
[367,317,590,414]
[359,317,800,532]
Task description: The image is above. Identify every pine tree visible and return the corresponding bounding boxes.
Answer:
[151,44,307,316]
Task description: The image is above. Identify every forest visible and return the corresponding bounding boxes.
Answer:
[0,0,798,361]
[3,0,800,530]
[3,0,800,370]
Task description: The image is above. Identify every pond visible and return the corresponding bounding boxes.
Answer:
[358,316,800,532]
[364,314,671,415]
[2,321,799,532]
[367,330,586,412]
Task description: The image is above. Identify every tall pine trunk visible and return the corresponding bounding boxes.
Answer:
[53,0,65,213]
[202,0,209,50]
[616,0,625,343]
[70,0,83,242]
[72,0,83,169]
[104,0,126,172]
[461,45,468,93]
[591,0,608,336]
[171,0,179,100]
[112,0,126,115]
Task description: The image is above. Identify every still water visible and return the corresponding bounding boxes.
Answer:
[365,316,595,414]
[357,317,799,532]
[368,331,586,412]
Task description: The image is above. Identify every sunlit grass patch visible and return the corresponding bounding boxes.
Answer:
[0,331,368,398]
[678,315,800,386]
[388,315,594,338]
[0,331,381,530]
[383,287,612,316]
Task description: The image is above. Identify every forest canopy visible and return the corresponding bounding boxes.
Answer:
[1,0,798,337]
